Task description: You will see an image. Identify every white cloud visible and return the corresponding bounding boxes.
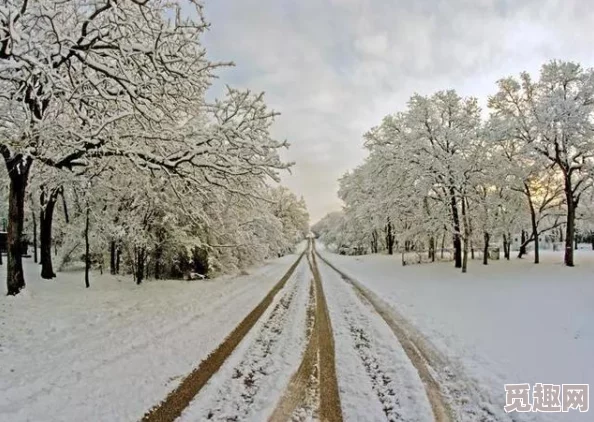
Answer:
[201,0,594,222]
[354,33,389,57]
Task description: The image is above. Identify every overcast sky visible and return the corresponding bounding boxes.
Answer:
[200,0,593,223]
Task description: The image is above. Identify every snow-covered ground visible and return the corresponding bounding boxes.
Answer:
[0,249,303,422]
[178,258,311,421]
[3,242,592,422]
[318,259,434,422]
[319,245,594,422]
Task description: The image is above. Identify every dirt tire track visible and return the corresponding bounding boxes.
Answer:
[315,249,453,422]
[311,251,343,422]
[268,280,318,422]
[141,251,305,422]
[269,244,343,422]
[347,282,500,421]
[201,260,306,421]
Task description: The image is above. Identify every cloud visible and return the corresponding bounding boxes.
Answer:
[354,33,389,58]
[200,0,594,222]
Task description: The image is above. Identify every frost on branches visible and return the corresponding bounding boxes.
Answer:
[316,61,594,272]
[0,1,309,295]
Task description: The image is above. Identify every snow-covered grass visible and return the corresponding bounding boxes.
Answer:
[0,251,302,422]
[319,246,594,422]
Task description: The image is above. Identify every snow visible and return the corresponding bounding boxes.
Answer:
[318,246,594,422]
[0,249,303,422]
[318,259,434,422]
[178,258,310,421]
[3,242,592,422]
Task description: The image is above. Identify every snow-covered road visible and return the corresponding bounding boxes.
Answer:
[177,257,311,421]
[4,242,591,421]
[317,252,434,422]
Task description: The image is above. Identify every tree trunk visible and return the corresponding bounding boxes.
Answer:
[450,190,462,268]
[110,241,117,275]
[440,230,446,259]
[524,190,539,264]
[135,247,145,285]
[461,196,469,273]
[371,229,378,254]
[429,236,435,262]
[564,181,575,267]
[154,245,162,280]
[534,232,540,264]
[145,255,150,280]
[517,230,527,258]
[61,191,70,223]
[32,206,38,264]
[468,212,475,261]
[5,156,32,295]
[385,218,394,255]
[116,247,121,274]
[39,188,59,279]
[483,232,489,265]
[84,205,90,288]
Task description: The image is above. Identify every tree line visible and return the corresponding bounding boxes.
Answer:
[314,61,594,272]
[0,1,309,295]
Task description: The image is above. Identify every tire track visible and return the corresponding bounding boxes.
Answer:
[141,251,305,422]
[269,243,343,422]
[268,279,318,422]
[196,260,307,421]
[311,250,343,422]
[348,324,405,421]
[346,279,500,422]
[315,248,452,422]
[319,252,432,421]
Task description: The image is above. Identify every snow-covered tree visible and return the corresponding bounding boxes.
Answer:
[489,61,594,266]
[331,61,594,272]
[363,90,483,271]
[269,186,309,254]
[1,1,297,294]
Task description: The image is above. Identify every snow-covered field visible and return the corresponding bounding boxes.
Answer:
[319,246,594,422]
[0,250,303,422]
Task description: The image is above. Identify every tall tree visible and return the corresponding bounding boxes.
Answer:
[490,61,594,266]
[1,1,291,294]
